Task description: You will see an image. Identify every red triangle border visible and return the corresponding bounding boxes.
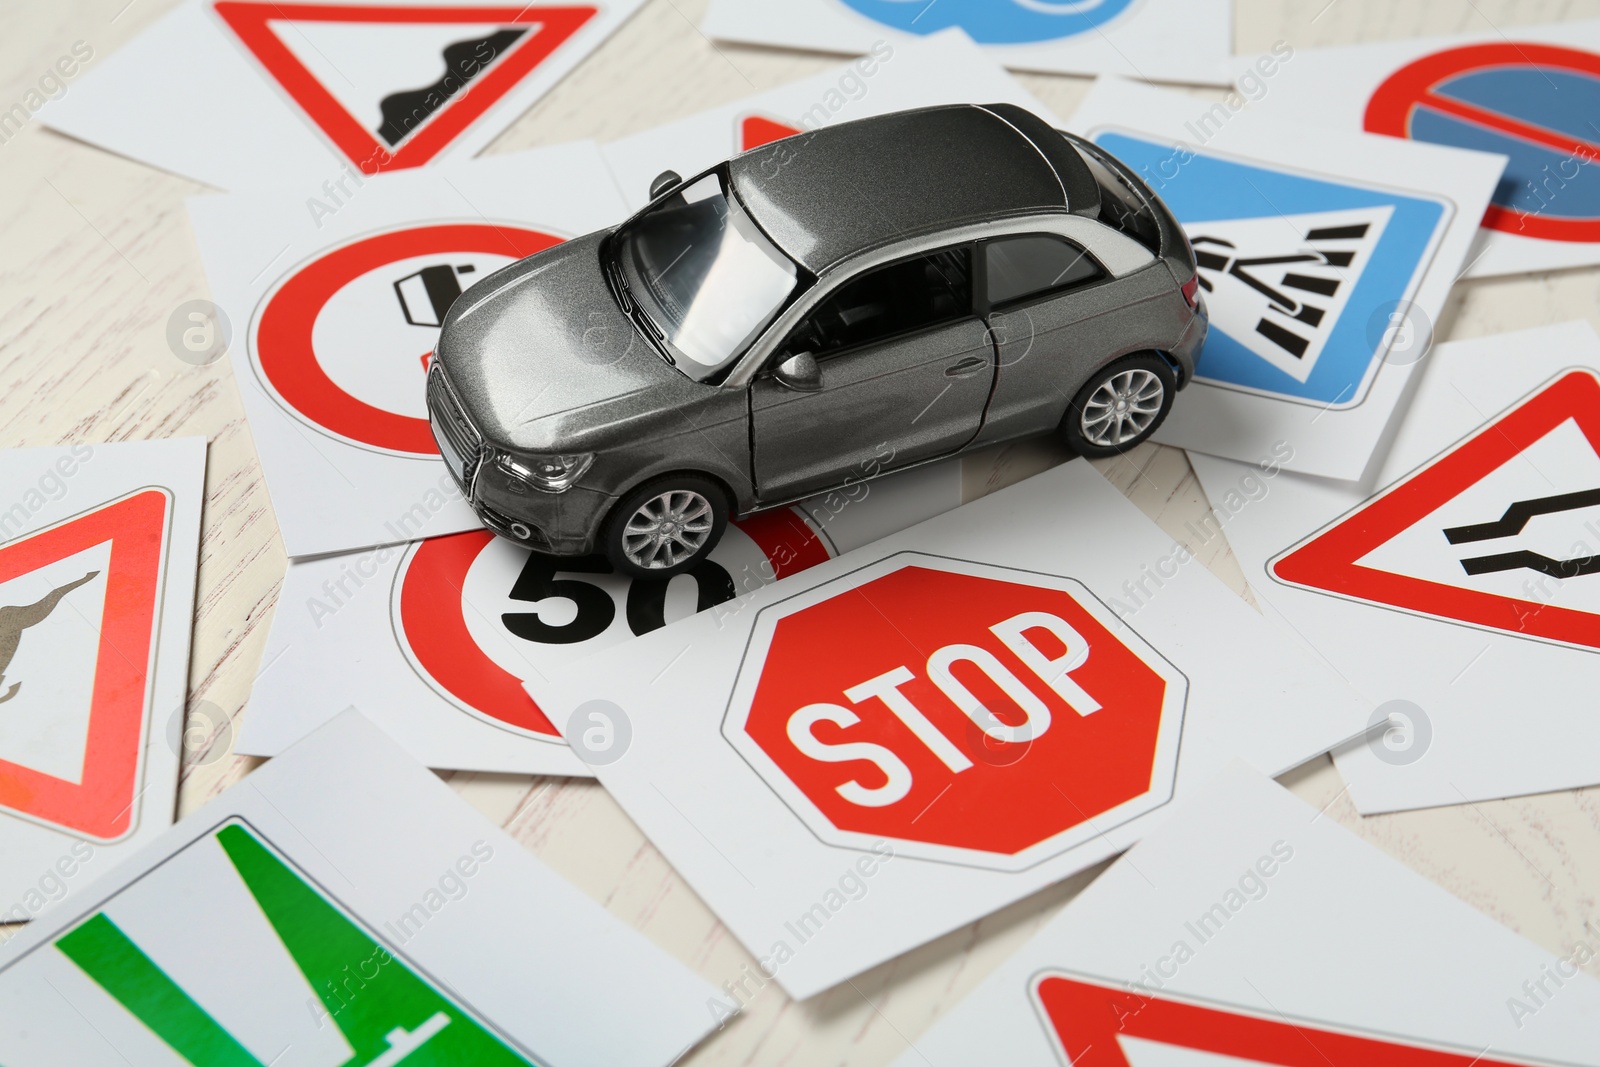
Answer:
[1034,972,1553,1067]
[213,3,599,174]
[0,488,172,840]
[1270,369,1600,651]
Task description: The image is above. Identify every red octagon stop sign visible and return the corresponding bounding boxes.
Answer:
[723,554,1187,870]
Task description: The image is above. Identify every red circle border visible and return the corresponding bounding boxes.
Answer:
[254,223,561,454]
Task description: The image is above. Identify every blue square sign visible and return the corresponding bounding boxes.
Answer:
[1093,131,1451,408]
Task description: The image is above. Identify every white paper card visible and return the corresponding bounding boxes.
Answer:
[1241,21,1600,279]
[539,459,1368,999]
[1067,77,1505,482]
[236,461,963,775]
[1189,321,1600,813]
[0,710,718,1066]
[700,1,1233,87]
[601,31,1063,210]
[187,141,627,558]
[37,0,647,191]
[0,438,204,922]
[889,761,1600,1066]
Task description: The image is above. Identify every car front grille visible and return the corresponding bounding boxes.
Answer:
[426,364,483,497]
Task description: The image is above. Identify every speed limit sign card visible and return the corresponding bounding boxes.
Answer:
[538,459,1369,998]
[187,140,626,558]
[888,761,1600,1067]
[0,710,719,1066]
[36,0,647,191]
[235,461,962,776]
[1189,321,1600,815]
[0,437,204,921]
[1242,20,1600,278]
[1068,77,1505,482]
[602,31,1063,211]
[700,0,1233,87]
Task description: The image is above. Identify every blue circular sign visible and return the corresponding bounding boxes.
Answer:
[837,0,1137,45]
[1365,42,1600,242]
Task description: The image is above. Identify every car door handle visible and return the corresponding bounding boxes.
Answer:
[945,356,988,377]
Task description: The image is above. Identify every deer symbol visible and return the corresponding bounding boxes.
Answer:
[0,571,100,705]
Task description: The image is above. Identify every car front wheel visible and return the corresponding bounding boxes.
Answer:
[603,474,730,580]
[1061,353,1177,459]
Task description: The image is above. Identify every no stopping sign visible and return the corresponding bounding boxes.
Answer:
[1365,43,1600,242]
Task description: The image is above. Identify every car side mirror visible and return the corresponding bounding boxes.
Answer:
[649,170,683,200]
[771,351,821,392]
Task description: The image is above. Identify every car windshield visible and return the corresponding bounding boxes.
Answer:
[613,171,802,380]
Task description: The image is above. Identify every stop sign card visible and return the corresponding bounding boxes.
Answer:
[602,30,1063,210]
[0,437,204,922]
[538,459,1368,998]
[36,0,646,191]
[235,461,961,775]
[1189,321,1600,814]
[699,0,1232,87]
[1240,20,1600,279]
[1067,77,1505,482]
[888,761,1600,1066]
[0,710,718,1065]
[187,140,625,558]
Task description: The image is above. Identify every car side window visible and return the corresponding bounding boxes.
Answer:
[984,235,1104,309]
[781,247,972,359]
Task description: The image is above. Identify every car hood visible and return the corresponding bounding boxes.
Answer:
[434,230,687,450]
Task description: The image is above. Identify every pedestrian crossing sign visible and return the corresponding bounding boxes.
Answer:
[1091,130,1452,408]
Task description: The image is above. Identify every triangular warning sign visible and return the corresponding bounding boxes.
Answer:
[213,3,599,174]
[740,114,802,152]
[1272,369,1600,650]
[0,489,171,840]
[1189,205,1390,383]
[1035,973,1547,1067]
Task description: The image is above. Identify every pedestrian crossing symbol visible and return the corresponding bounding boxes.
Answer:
[1090,130,1452,408]
[1271,369,1600,650]
[1191,206,1390,382]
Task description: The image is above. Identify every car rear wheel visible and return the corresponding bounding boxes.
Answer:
[604,474,730,580]
[1061,353,1176,458]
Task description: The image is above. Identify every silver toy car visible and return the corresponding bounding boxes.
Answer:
[429,103,1207,578]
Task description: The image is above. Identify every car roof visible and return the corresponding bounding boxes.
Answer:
[727,104,1099,274]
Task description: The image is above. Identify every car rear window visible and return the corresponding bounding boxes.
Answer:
[985,235,1104,308]
[1072,142,1162,255]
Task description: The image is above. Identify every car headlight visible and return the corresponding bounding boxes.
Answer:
[496,452,594,493]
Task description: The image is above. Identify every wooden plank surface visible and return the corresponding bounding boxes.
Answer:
[2,0,1599,1061]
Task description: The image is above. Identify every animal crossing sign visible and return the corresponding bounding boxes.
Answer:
[723,553,1186,870]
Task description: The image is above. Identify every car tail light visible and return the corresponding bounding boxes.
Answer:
[1180,274,1200,309]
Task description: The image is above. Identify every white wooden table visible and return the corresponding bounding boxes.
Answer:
[3,0,1600,1061]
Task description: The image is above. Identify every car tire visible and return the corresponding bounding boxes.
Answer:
[603,474,730,581]
[1060,353,1177,459]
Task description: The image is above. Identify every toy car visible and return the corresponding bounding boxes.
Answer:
[428,103,1207,579]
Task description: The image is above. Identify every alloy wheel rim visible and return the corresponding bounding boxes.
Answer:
[1080,368,1164,448]
[622,489,715,569]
